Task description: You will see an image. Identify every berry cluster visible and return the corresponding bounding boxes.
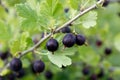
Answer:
[0,58,46,80]
[81,66,113,80]
[46,32,86,53]
[95,39,112,56]
[0,69,25,80]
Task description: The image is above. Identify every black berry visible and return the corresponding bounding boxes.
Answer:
[62,33,76,47]
[62,65,66,69]
[89,74,97,80]
[104,48,112,55]
[33,60,45,73]
[76,34,86,46]
[10,58,22,72]
[31,63,36,74]
[97,0,109,7]
[46,38,59,52]
[16,69,25,78]
[97,69,104,78]
[82,67,90,75]
[7,73,16,80]
[64,8,69,13]
[61,27,71,33]
[45,70,53,79]
[96,40,102,47]
[0,51,9,60]
[103,0,109,7]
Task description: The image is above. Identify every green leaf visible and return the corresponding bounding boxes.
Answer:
[81,11,97,29]
[20,32,29,50]
[69,0,96,10]
[46,0,63,16]
[0,20,11,41]
[6,0,26,6]
[0,6,7,20]
[21,19,39,34]
[10,32,33,55]
[114,33,120,52]
[26,37,34,47]
[48,53,72,68]
[38,0,63,29]
[40,0,63,18]
[69,0,79,10]
[16,3,37,19]
[54,47,76,56]
[16,3,39,33]
[10,40,21,55]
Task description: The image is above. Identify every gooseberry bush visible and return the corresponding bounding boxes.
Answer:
[0,0,120,80]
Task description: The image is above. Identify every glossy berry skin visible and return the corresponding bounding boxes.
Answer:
[46,38,59,52]
[82,67,90,75]
[33,60,45,73]
[45,70,53,79]
[104,48,112,55]
[62,33,76,47]
[76,34,85,46]
[10,58,22,72]
[61,27,71,33]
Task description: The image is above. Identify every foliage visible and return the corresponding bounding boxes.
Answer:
[0,0,120,80]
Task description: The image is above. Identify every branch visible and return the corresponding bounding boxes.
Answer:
[0,0,104,74]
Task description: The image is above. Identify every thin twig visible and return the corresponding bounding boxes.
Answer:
[0,0,104,74]
[55,0,103,32]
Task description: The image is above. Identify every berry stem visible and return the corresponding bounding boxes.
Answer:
[0,0,104,74]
